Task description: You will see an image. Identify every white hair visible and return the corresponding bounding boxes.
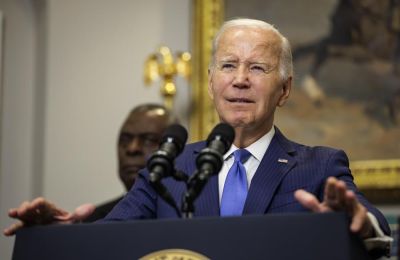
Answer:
[211,18,293,81]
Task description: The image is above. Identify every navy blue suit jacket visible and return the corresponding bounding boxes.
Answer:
[104,127,390,235]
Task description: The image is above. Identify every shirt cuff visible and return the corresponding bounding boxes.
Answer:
[364,212,393,253]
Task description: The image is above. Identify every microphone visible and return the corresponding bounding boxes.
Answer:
[147,124,188,183]
[195,122,235,175]
[182,123,235,217]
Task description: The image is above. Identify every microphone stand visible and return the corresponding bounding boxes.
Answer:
[181,168,213,219]
[181,172,198,219]
[150,146,226,218]
[150,169,188,219]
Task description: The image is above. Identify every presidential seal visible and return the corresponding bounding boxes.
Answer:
[139,248,210,260]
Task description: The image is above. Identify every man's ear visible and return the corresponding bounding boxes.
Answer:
[277,76,292,107]
[208,68,214,100]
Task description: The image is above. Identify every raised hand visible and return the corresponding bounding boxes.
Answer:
[294,177,373,239]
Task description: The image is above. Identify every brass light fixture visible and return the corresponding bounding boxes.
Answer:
[144,46,191,110]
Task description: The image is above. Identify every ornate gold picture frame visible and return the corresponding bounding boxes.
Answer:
[190,0,400,204]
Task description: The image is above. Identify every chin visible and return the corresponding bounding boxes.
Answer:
[223,116,251,128]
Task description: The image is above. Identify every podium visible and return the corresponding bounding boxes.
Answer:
[12,212,370,260]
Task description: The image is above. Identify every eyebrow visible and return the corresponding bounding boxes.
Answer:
[218,57,238,62]
[218,60,272,65]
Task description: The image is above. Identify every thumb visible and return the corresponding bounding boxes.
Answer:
[72,203,96,222]
[53,203,95,223]
[294,189,323,212]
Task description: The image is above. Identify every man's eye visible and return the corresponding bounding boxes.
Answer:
[250,64,267,73]
[119,134,132,145]
[141,134,161,146]
[143,137,159,144]
[220,63,236,70]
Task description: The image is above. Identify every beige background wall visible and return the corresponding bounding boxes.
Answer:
[0,1,190,259]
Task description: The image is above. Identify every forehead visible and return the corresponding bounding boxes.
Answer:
[216,27,282,61]
[120,110,168,135]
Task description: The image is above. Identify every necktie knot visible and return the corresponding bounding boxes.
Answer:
[233,149,251,164]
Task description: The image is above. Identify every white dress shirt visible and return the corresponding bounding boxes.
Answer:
[218,127,275,202]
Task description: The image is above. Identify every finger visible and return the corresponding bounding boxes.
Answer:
[8,208,19,218]
[71,203,96,222]
[331,180,347,210]
[35,201,56,217]
[54,204,95,223]
[18,202,44,224]
[16,201,31,217]
[30,197,54,215]
[30,198,69,223]
[7,200,42,227]
[294,189,324,212]
[324,177,337,202]
[17,198,58,224]
[345,191,366,233]
[324,177,348,211]
[74,203,95,219]
[343,190,357,216]
[344,190,373,238]
[335,180,347,203]
[21,197,48,215]
[3,221,24,236]
[52,205,84,222]
[53,213,74,222]
[30,197,47,206]
[351,205,371,236]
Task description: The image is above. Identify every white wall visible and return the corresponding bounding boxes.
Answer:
[0,0,190,259]
[0,0,39,258]
[43,0,190,210]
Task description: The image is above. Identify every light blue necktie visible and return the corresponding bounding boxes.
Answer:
[220,149,251,216]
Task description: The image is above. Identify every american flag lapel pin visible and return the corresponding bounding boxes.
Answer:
[278,158,288,163]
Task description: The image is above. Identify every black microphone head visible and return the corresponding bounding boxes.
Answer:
[161,124,188,154]
[206,123,235,153]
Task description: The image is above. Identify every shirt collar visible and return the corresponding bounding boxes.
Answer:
[223,126,275,161]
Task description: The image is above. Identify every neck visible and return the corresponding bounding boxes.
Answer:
[233,124,273,148]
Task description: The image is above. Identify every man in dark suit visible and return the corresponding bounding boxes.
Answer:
[103,18,391,251]
[4,18,392,253]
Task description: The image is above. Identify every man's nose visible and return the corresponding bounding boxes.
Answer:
[233,65,250,88]
[126,137,143,154]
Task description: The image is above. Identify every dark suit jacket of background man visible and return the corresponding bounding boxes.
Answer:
[102,127,390,235]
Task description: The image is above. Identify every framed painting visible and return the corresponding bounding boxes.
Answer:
[191,0,400,203]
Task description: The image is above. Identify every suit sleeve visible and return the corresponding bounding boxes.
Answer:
[325,149,391,236]
[100,169,157,221]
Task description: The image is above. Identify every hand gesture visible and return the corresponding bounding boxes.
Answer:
[3,197,95,236]
[294,177,373,239]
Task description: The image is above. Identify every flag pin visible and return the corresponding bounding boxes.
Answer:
[278,158,288,163]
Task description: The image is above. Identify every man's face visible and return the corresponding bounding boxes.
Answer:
[117,110,168,191]
[208,27,291,136]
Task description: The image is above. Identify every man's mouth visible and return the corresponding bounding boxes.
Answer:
[227,97,254,103]
[122,165,144,174]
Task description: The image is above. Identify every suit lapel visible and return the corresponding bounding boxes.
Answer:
[243,127,297,214]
